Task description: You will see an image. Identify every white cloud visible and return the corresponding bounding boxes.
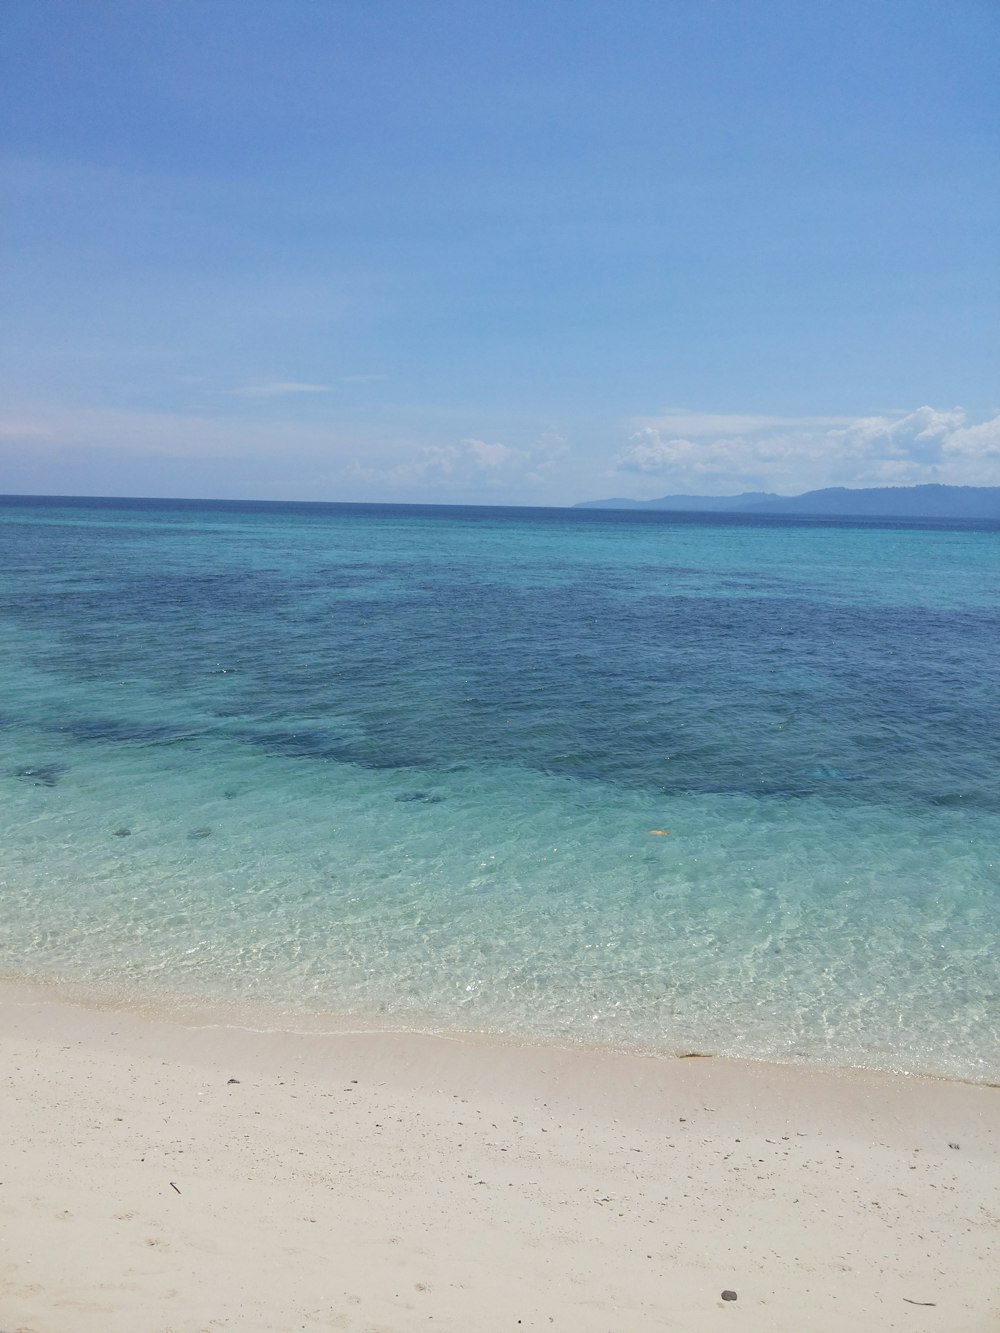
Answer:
[462,437,520,467]
[20,391,997,506]
[0,405,345,459]
[616,406,1000,494]
[0,404,573,505]
[0,417,54,440]
[940,415,1000,462]
[229,379,334,397]
[345,430,569,501]
[634,411,854,436]
[524,428,570,484]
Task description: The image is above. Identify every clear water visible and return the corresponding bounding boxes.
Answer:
[1,496,998,1080]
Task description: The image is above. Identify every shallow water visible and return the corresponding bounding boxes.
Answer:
[1,496,997,1079]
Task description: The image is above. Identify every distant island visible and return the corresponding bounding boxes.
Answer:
[574,484,1000,519]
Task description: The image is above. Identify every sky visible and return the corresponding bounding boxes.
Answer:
[2,0,998,505]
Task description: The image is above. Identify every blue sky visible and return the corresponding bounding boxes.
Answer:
[2,0,998,503]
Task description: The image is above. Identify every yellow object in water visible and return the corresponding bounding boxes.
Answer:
[648,829,670,836]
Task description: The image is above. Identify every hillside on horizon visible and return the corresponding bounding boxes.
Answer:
[574,483,1000,519]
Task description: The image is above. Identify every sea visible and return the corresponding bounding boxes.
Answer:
[1,495,997,1082]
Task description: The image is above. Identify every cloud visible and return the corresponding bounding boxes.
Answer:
[942,415,1000,462]
[350,437,522,488]
[616,406,1000,494]
[0,402,575,505]
[229,379,334,397]
[524,428,570,484]
[5,395,998,506]
[346,431,568,501]
[0,405,345,460]
[462,437,520,467]
[634,411,855,437]
[224,375,385,398]
[0,417,54,440]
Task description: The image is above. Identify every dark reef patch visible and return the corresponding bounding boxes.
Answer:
[11,763,67,788]
[231,727,434,775]
[62,719,196,747]
[234,728,350,762]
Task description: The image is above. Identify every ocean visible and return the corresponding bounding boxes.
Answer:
[1,495,997,1081]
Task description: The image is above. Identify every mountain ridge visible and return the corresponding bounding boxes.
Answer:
[574,483,1000,519]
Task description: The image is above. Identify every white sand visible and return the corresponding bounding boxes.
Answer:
[0,980,996,1332]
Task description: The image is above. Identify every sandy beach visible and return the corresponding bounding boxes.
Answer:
[0,979,996,1333]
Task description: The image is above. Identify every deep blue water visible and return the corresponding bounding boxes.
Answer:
[1,496,998,1079]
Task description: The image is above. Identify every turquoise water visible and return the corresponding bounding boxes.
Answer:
[1,496,998,1080]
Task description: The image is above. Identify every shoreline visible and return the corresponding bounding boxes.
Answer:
[3,970,996,1089]
[2,977,997,1332]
